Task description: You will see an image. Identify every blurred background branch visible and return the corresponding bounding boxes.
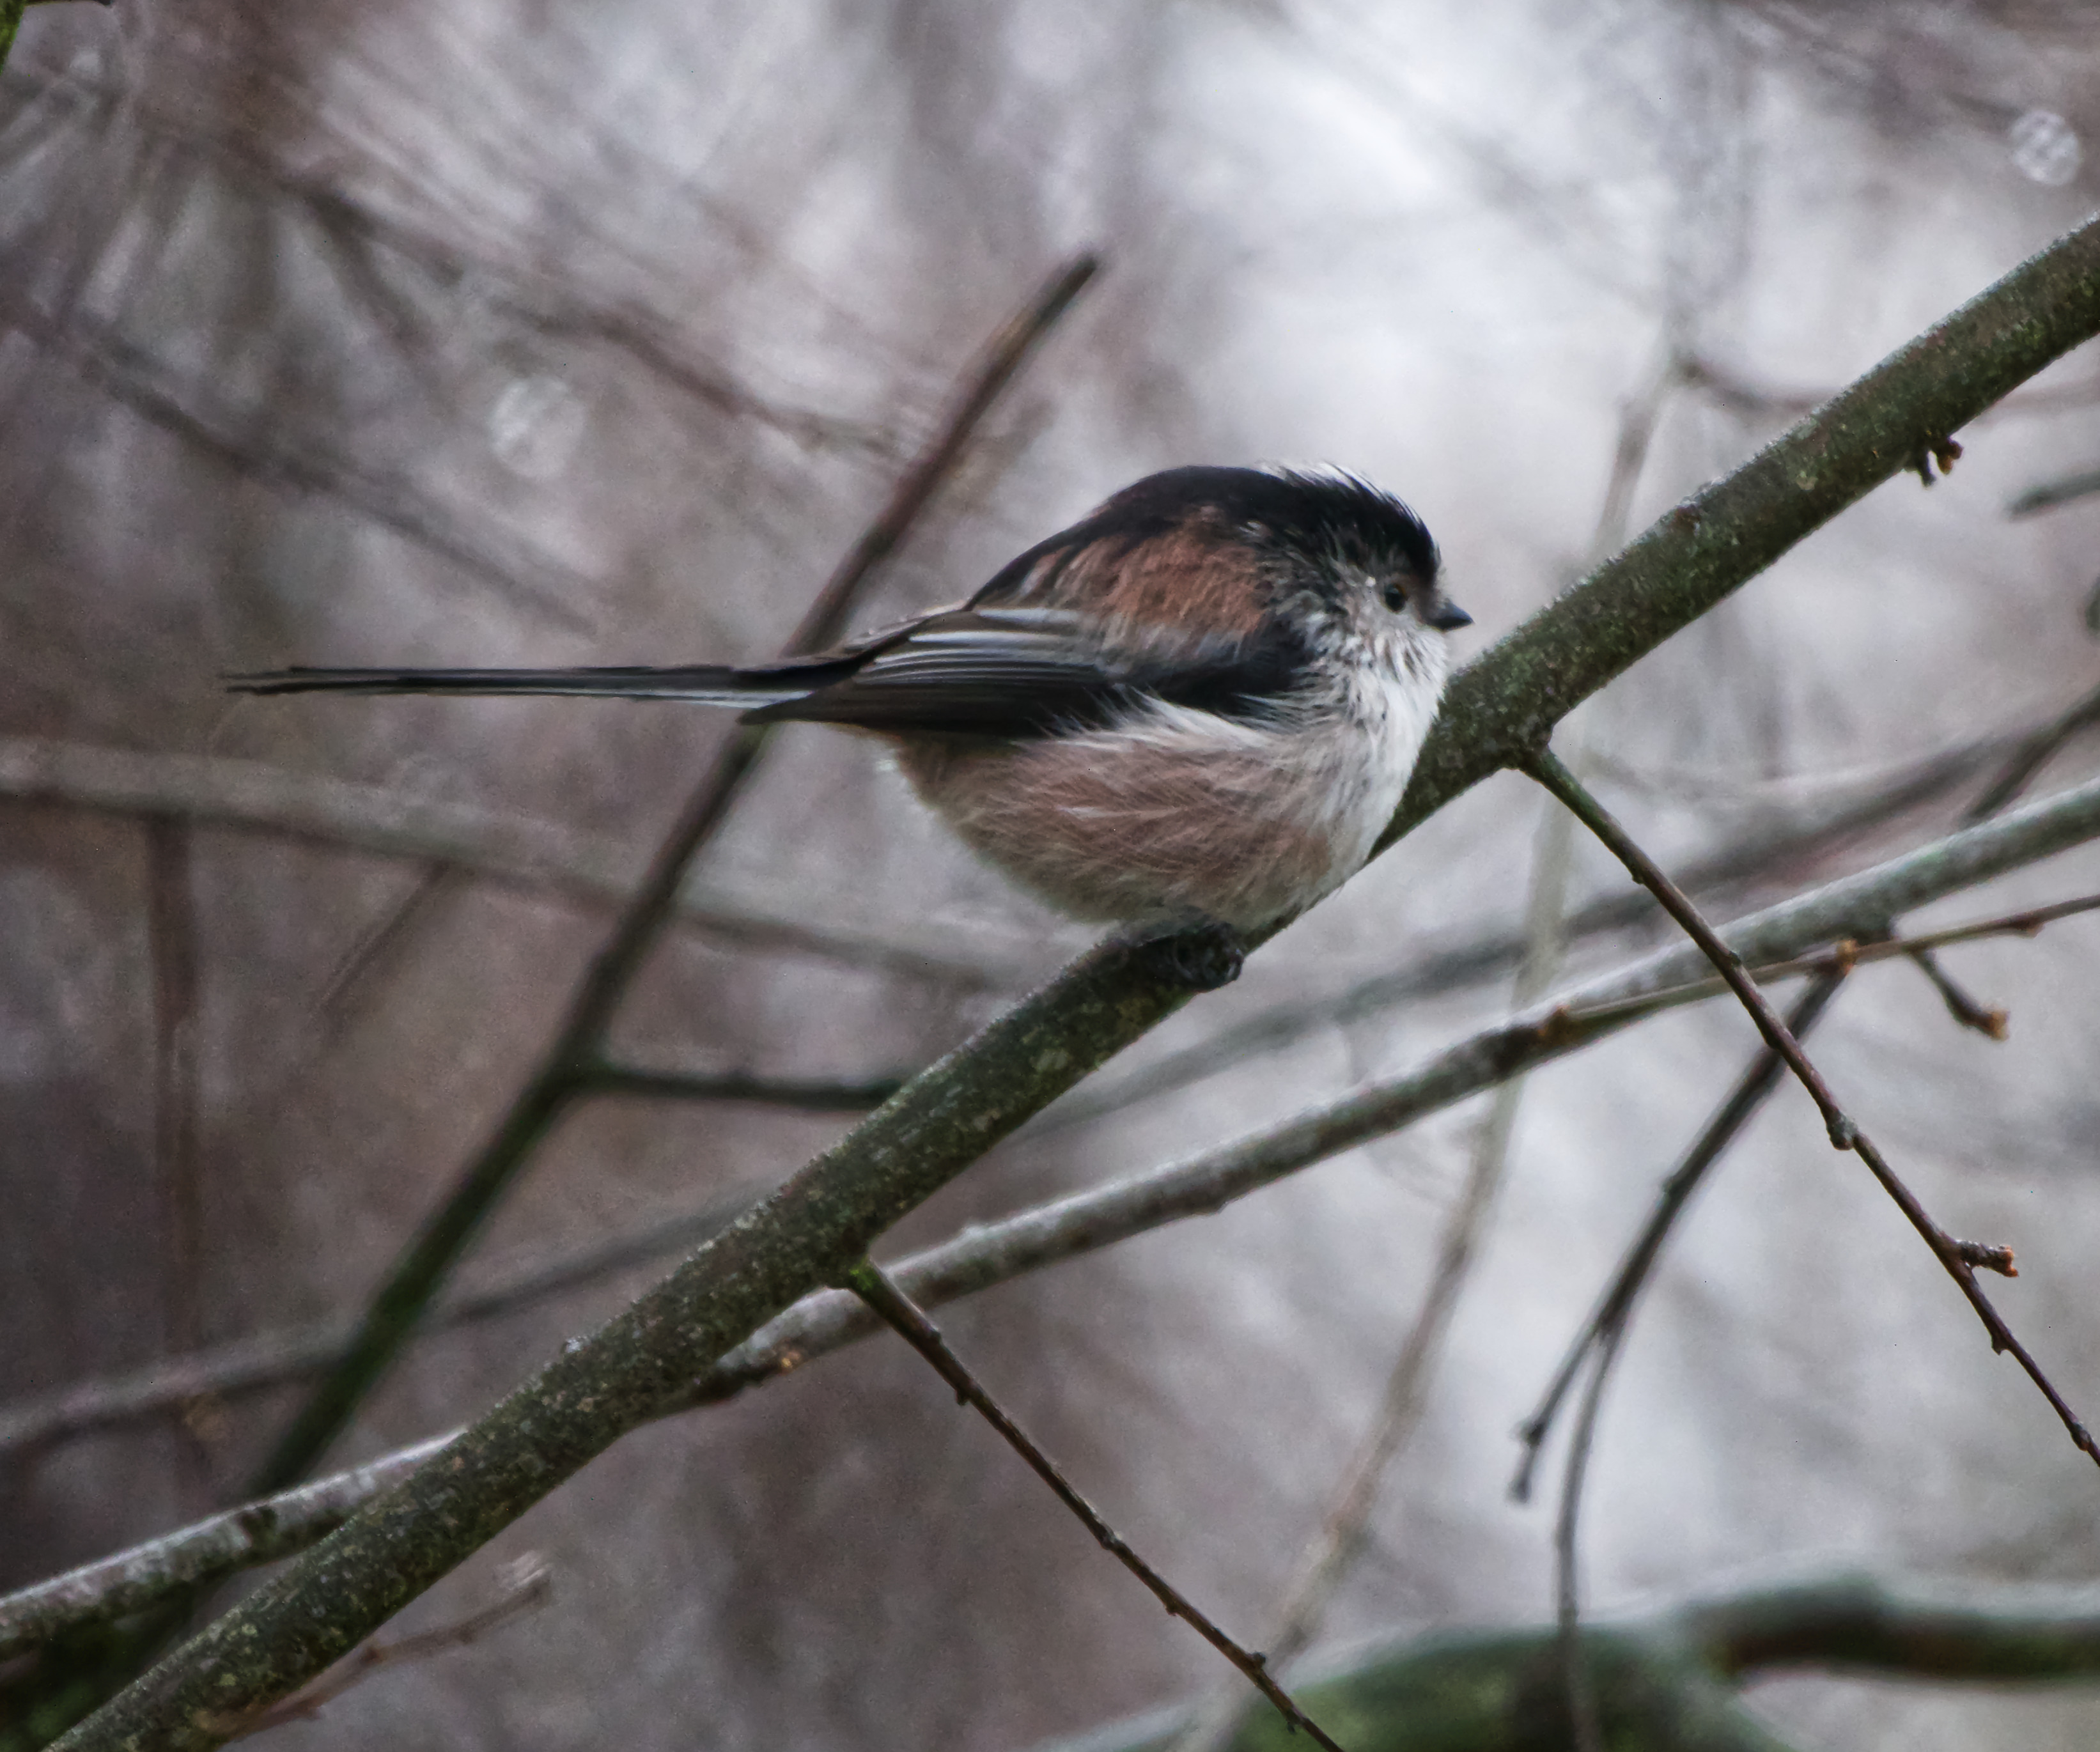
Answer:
[10,6,2100,1749]
[1032,1575,2100,1752]
[0,734,1031,983]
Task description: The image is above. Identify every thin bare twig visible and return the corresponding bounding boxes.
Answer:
[1554,1324,1619,1752]
[842,1260,1347,1752]
[2007,465,2100,516]
[1963,679,2100,822]
[1525,748,2099,1468]
[144,816,214,1498]
[1906,945,2009,1040]
[1173,758,1594,1752]
[1587,351,1692,555]
[246,251,1100,1498]
[575,1061,903,1112]
[1528,973,1851,1752]
[1555,892,2100,1031]
[224,1555,550,1740]
[315,865,464,1024]
[1513,973,1849,1501]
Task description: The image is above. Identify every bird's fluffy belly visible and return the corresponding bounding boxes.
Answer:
[896,704,1415,929]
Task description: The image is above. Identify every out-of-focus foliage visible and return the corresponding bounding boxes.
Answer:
[3,2,2099,1748]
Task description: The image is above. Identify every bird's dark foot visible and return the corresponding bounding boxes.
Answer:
[1133,919,1245,992]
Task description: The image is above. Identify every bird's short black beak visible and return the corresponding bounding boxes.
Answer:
[1427,596,1472,631]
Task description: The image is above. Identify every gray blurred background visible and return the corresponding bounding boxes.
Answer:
[4,1,2100,1747]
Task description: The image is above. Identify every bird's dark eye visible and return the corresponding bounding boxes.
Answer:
[1380,579,1408,614]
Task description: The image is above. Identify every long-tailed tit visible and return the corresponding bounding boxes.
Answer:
[230,466,1470,981]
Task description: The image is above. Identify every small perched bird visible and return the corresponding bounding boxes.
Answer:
[231,466,1469,977]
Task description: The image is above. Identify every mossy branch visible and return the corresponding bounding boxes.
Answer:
[56,215,2100,1751]
[1037,1574,2100,1752]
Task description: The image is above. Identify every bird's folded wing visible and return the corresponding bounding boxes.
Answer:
[747,606,1302,737]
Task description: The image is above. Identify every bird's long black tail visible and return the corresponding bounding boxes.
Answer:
[222,663,818,708]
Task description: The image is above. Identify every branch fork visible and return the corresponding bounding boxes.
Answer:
[1524,748,2094,1464]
